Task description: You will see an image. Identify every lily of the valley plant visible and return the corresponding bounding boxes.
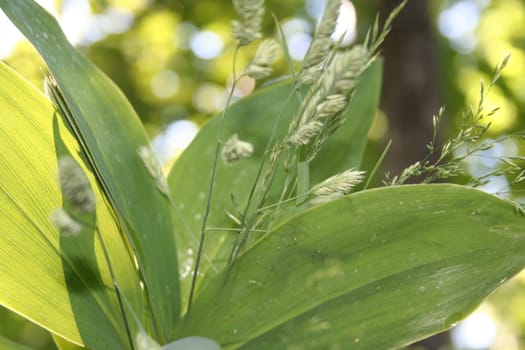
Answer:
[0,0,524,349]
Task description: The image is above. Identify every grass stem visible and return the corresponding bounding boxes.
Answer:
[187,46,240,311]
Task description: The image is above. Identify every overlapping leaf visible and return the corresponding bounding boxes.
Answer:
[0,62,142,348]
[174,184,525,349]
[0,0,181,342]
[168,62,382,305]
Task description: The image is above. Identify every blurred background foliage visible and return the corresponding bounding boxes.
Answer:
[1,0,525,349]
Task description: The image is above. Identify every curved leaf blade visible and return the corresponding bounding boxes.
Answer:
[0,62,143,348]
[0,0,180,340]
[168,62,382,305]
[174,184,525,349]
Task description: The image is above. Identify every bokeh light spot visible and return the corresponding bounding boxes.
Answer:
[282,18,312,61]
[332,0,357,46]
[438,0,487,52]
[190,30,224,59]
[368,110,389,141]
[451,307,497,349]
[150,70,180,99]
[98,7,134,35]
[193,83,225,114]
[152,120,199,165]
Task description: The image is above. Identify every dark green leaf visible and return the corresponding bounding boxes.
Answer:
[175,184,525,349]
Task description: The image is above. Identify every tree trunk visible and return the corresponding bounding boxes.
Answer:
[379,0,440,179]
[379,0,447,347]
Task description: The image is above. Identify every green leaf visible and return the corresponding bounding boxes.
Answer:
[53,335,85,350]
[175,184,525,349]
[0,336,33,350]
[0,0,180,341]
[0,62,142,348]
[168,62,382,306]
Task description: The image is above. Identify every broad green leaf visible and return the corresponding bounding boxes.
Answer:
[0,62,142,347]
[174,184,525,349]
[168,62,382,306]
[0,0,180,341]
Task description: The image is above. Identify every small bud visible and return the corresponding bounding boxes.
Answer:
[221,134,254,165]
[51,209,83,237]
[57,156,96,214]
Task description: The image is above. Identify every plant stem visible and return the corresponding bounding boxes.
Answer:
[364,140,391,190]
[94,226,135,349]
[227,85,299,263]
[187,46,240,311]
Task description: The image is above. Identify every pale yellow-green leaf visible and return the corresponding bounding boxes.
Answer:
[0,0,181,341]
[0,61,142,349]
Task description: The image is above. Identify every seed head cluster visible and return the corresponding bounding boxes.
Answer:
[299,0,341,84]
[289,45,369,154]
[311,169,366,197]
[244,39,279,80]
[232,0,265,46]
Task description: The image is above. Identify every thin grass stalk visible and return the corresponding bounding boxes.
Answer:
[187,46,241,311]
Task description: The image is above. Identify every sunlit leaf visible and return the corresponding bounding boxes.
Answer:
[0,0,181,341]
[0,61,141,348]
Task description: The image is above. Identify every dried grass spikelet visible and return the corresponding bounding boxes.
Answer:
[331,45,368,93]
[51,208,83,237]
[298,0,341,84]
[288,45,369,151]
[57,156,96,213]
[222,133,254,165]
[316,94,347,119]
[288,121,323,146]
[232,0,265,46]
[137,146,170,197]
[244,39,279,79]
[320,45,368,132]
[311,169,365,197]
